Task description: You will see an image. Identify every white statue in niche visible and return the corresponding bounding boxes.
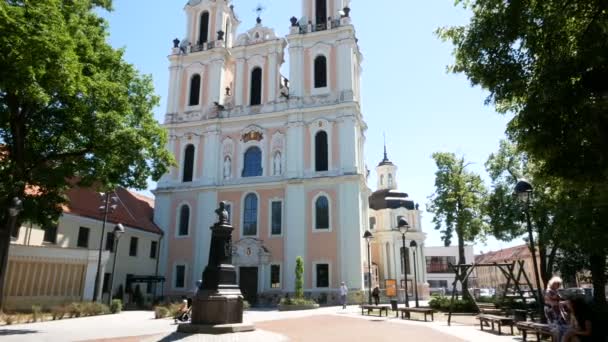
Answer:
[273,152,282,176]
[223,156,232,179]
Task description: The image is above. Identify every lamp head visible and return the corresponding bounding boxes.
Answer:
[113,223,125,238]
[410,240,417,248]
[363,230,373,242]
[8,197,23,217]
[514,179,533,203]
[398,217,410,234]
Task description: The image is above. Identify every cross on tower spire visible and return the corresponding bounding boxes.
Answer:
[254,4,266,24]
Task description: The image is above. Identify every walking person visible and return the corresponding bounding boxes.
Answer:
[372,286,380,306]
[340,282,348,309]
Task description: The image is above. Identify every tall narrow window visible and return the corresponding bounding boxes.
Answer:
[271,265,281,289]
[105,232,114,251]
[129,237,138,257]
[43,225,58,244]
[199,12,209,45]
[242,146,262,177]
[388,174,393,187]
[183,144,195,182]
[250,67,262,106]
[271,201,282,235]
[77,227,90,248]
[189,74,201,106]
[175,265,186,288]
[316,263,329,288]
[150,241,158,259]
[315,0,327,28]
[178,205,190,236]
[315,196,329,230]
[243,193,258,236]
[314,56,327,88]
[315,131,328,172]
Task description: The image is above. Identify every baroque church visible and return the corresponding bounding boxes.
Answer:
[154,0,427,304]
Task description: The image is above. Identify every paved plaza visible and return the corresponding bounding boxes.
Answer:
[0,306,523,342]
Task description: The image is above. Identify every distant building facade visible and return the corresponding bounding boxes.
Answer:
[474,244,540,290]
[424,245,474,294]
[4,187,162,309]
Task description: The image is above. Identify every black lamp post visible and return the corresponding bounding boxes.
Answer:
[363,230,373,305]
[93,192,118,302]
[410,240,420,308]
[514,180,544,322]
[397,218,410,308]
[108,223,125,305]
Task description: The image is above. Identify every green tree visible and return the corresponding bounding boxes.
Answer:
[0,0,173,309]
[427,152,486,300]
[295,256,304,299]
[437,0,608,305]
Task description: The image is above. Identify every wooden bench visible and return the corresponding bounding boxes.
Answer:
[397,307,435,321]
[360,304,390,317]
[477,314,515,335]
[516,322,556,342]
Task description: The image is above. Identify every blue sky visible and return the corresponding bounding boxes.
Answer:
[102,1,522,254]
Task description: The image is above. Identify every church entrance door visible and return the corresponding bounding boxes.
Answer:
[239,267,258,305]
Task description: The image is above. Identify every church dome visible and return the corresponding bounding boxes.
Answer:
[369,189,415,211]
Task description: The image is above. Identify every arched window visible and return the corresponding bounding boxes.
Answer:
[314,56,327,88]
[243,193,258,236]
[189,74,201,106]
[315,0,327,28]
[242,146,262,177]
[199,11,210,45]
[315,196,329,229]
[182,144,195,182]
[178,205,190,236]
[380,175,384,186]
[315,131,328,172]
[388,174,393,187]
[250,67,262,106]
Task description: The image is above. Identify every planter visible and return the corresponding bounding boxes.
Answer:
[277,303,320,311]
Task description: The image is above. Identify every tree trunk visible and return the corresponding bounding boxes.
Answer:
[457,232,472,301]
[0,218,13,311]
[590,252,607,307]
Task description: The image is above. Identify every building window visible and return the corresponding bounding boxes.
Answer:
[150,241,158,259]
[189,74,201,106]
[43,225,57,244]
[178,205,190,236]
[315,196,329,230]
[250,67,262,106]
[271,201,282,235]
[380,175,384,186]
[243,193,258,236]
[242,146,262,177]
[182,144,195,182]
[315,131,328,172]
[271,265,281,289]
[369,217,376,230]
[105,232,114,252]
[316,263,329,288]
[388,174,393,187]
[129,237,138,257]
[199,11,209,45]
[175,265,186,289]
[315,0,327,28]
[428,280,449,288]
[102,273,111,294]
[426,256,457,273]
[77,227,90,248]
[314,55,327,88]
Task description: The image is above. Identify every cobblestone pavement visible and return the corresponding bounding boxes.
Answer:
[0,306,519,341]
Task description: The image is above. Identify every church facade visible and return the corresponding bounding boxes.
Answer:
[154,0,370,305]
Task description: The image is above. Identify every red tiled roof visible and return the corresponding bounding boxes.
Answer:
[63,186,162,235]
[475,244,533,264]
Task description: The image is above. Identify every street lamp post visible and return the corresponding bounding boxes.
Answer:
[363,230,373,305]
[93,192,118,302]
[514,180,545,322]
[397,218,410,308]
[108,223,125,305]
[410,240,420,307]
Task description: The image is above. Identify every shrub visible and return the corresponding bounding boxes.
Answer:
[154,306,169,319]
[168,302,183,318]
[279,297,317,306]
[5,315,14,325]
[51,306,66,320]
[31,305,42,322]
[68,303,83,318]
[295,256,304,299]
[113,285,124,301]
[428,295,476,313]
[110,299,122,314]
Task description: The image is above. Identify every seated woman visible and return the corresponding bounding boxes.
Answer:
[545,276,564,323]
[563,297,593,342]
[174,298,190,322]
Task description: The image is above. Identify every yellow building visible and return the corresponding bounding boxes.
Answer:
[474,245,541,291]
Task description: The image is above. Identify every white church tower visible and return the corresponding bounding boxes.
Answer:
[154,0,370,306]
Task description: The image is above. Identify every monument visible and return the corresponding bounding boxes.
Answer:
[177,202,255,334]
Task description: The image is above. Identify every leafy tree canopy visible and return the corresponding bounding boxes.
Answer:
[0,0,173,227]
[437,0,608,183]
